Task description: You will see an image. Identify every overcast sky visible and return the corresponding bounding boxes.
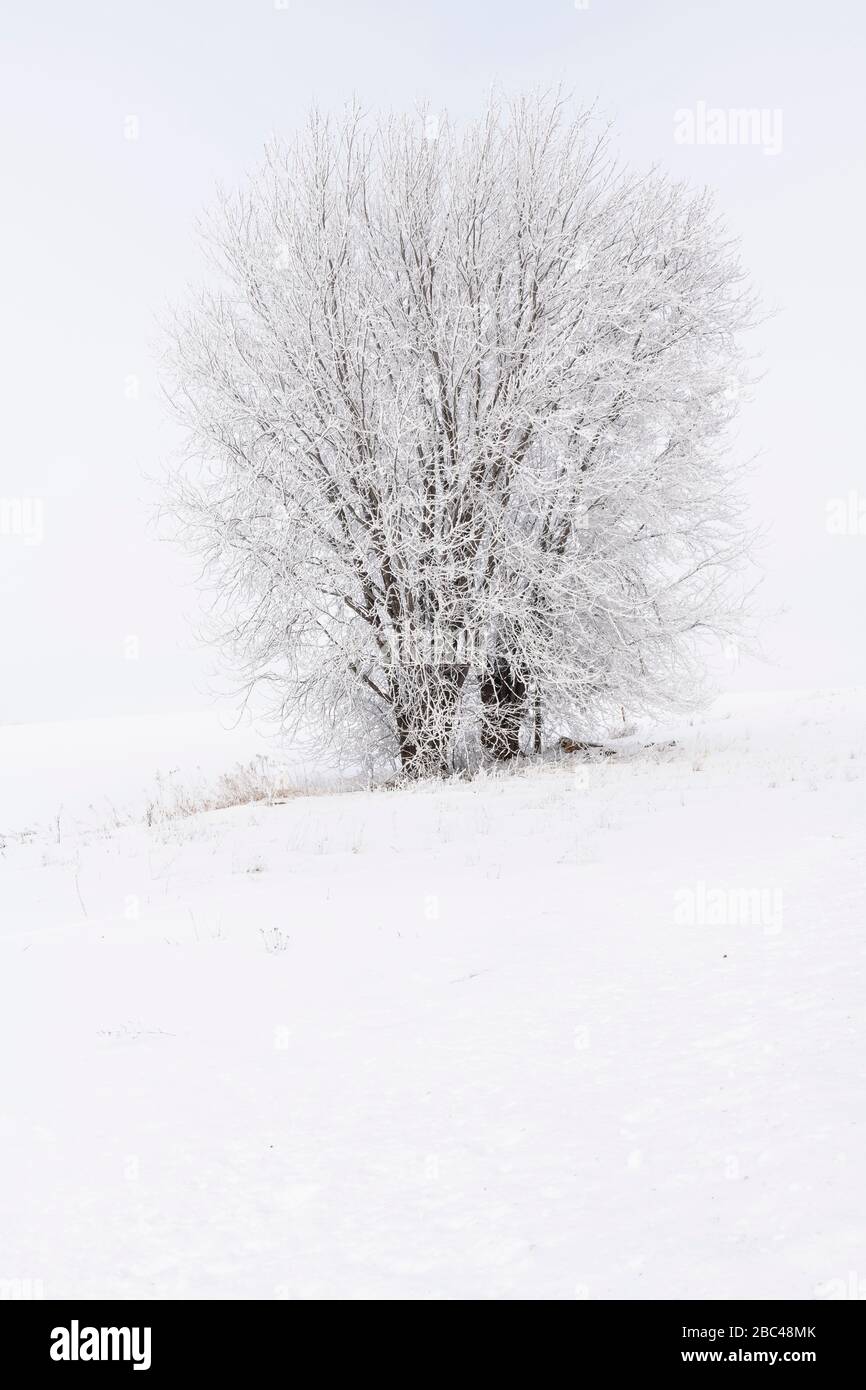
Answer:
[1,0,863,722]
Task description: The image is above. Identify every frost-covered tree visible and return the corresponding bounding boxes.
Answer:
[163,93,756,777]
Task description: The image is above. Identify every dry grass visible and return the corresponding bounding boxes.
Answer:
[144,756,301,827]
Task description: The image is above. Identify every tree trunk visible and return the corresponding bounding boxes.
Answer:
[532,684,543,755]
[394,664,467,779]
[480,658,528,761]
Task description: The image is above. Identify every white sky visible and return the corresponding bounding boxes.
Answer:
[1,0,863,722]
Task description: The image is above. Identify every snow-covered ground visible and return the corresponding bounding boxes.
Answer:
[1,688,864,1300]
[0,709,320,838]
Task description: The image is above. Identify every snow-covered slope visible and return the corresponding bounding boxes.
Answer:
[0,709,314,837]
[1,689,864,1299]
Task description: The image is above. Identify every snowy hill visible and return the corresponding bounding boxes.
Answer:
[1,689,864,1299]
[0,709,317,837]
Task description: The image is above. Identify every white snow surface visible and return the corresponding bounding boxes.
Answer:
[1,688,864,1300]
